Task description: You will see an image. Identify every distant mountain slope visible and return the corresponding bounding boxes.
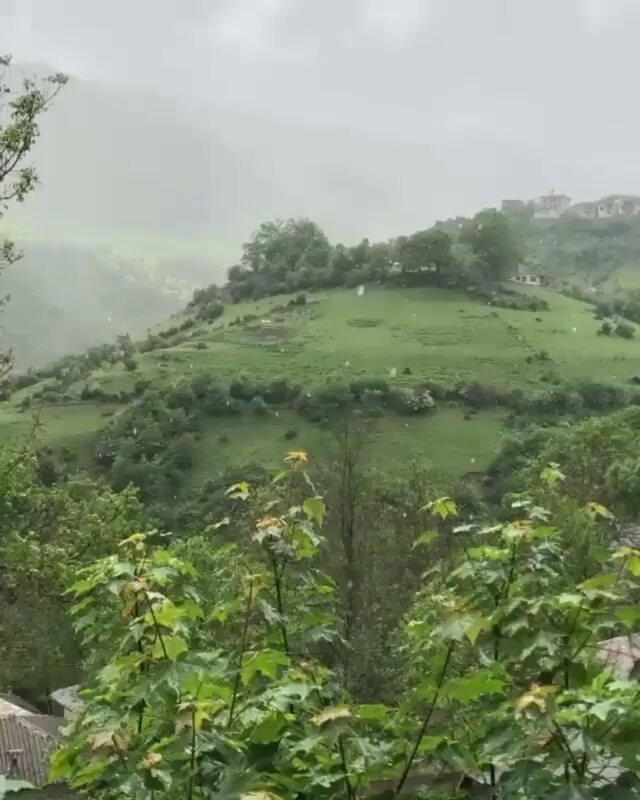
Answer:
[0,242,182,369]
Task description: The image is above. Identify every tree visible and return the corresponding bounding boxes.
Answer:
[0,448,143,704]
[461,208,521,283]
[397,228,453,279]
[0,57,66,376]
[241,218,331,277]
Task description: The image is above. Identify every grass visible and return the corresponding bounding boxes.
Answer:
[3,283,640,482]
[143,285,640,389]
[189,406,506,486]
[0,402,122,456]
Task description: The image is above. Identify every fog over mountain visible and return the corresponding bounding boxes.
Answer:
[2,0,640,366]
[3,0,640,244]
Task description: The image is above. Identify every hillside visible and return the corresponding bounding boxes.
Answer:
[0,242,184,369]
[2,283,639,498]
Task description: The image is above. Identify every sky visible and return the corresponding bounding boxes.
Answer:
[2,0,640,228]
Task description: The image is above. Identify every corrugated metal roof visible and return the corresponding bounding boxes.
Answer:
[0,715,62,787]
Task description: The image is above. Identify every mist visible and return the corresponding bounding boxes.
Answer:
[2,0,640,366]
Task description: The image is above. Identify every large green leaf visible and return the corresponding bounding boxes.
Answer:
[152,634,188,661]
[251,711,287,743]
[614,605,640,629]
[446,671,505,702]
[241,649,290,685]
[302,496,326,526]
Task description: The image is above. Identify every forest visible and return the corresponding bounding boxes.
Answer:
[3,57,640,800]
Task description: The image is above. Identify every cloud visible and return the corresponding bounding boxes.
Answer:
[210,0,295,54]
[363,0,431,41]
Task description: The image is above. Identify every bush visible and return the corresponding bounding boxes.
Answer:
[388,387,436,415]
[349,378,389,400]
[284,428,298,441]
[218,435,229,445]
[196,302,224,322]
[134,379,150,395]
[616,321,635,339]
[194,341,208,350]
[577,381,626,411]
[123,356,138,372]
[261,379,300,405]
[249,396,269,417]
[598,321,612,336]
[139,334,165,353]
[290,293,307,307]
[230,376,259,402]
[459,381,498,409]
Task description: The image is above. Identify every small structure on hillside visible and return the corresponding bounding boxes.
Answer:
[510,272,547,287]
[534,190,572,219]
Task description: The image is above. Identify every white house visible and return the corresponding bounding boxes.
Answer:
[533,191,572,219]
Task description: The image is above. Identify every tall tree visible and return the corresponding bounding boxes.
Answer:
[397,228,453,278]
[462,208,521,283]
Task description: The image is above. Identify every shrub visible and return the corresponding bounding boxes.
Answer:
[230,376,259,402]
[290,293,307,307]
[134,379,150,396]
[403,366,412,375]
[194,341,208,350]
[388,387,436,415]
[202,387,238,417]
[284,428,298,441]
[349,378,389,400]
[196,302,224,322]
[599,321,612,336]
[218,435,229,445]
[139,334,164,353]
[577,380,626,410]
[261,379,301,405]
[179,318,195,331]
[459,380,498,409]
[123,356,138,372]
[249,396,269,417]
[616,321,635,339]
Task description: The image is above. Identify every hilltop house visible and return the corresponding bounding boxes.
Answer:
[510,271,547,287]
[533,191,572,219]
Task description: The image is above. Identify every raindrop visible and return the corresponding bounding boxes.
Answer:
[389,367,397,378]
[356,285,365,296]
[572,327,577,333]
[345,360,350,366]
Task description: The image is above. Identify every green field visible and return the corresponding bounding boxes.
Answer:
[134,285,640,389]
[3,284,639,483]
[189,406,506,486]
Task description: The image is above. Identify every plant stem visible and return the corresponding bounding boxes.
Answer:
[228,577,253,727]
[188,706,197,800]
[338,734,354,800]
[394,642,455,796]
[144,592,169,660]
[269,550,290,656]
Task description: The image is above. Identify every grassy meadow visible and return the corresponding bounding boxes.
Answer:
[2,283,640,483]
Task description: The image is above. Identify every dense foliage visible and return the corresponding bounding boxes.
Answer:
[47,457,640,800]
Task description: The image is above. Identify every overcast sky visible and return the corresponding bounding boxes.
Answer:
[2,0,639,138]
[2,0,640,224]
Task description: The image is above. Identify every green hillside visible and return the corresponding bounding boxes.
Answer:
[3,283,639,499]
